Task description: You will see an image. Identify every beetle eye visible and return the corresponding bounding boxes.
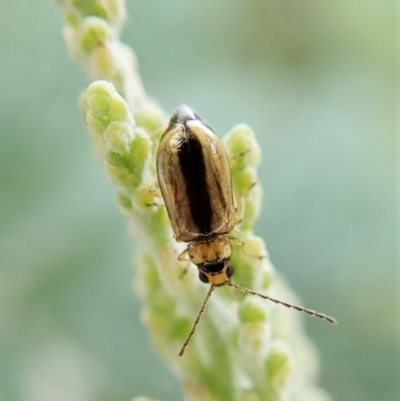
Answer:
[199,272,209,283]
[227,264,234,278]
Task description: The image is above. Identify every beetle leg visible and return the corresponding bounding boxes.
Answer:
[145,192,164,207]
[145,182,164,207]
[149,187,162,198]
[228,236,266,260]
[233,194,245,225]
[233,181,256,225]
[148,174,163,198]
[177,248,189,261]
[145,199,164,207]
[179,267,189,279]
[177,249,190,278]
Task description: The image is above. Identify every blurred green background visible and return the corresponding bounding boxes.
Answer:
[0,1,396,401]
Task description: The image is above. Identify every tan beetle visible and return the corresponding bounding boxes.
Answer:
[156,105,336,356]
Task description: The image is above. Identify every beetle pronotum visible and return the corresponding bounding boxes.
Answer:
[156,105,336,356]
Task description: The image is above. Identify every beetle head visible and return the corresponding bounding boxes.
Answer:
[187,236,233,285]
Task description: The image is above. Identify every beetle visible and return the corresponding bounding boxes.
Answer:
[156,105,336,356]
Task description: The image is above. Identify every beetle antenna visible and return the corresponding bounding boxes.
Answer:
[225,281,337,324]
[179,284,216,356]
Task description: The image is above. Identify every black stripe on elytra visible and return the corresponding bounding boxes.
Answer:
[177,128,213,235]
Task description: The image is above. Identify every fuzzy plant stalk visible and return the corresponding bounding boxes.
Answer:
[54,1,333,401]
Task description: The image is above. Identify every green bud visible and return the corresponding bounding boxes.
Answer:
[224,124,261,172]
[232,166,258,194]
[80,17,114,53]
[240,184,263,231]
[72,0,108,20]
[103,121,133,154]
[238,296,268,323]
[109,94,132,122]
[86,80,115,127]
[261,267,273,290]
[104,161,140,191]
[86,112,106,134]
[58,0,126,28]
[135,103,168,140]
[266,341,291,386]
[116,191,133,216]
[91,43,123,88]
[64,12,79,28]
[85,80,136,142]
[238,321,269,353]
